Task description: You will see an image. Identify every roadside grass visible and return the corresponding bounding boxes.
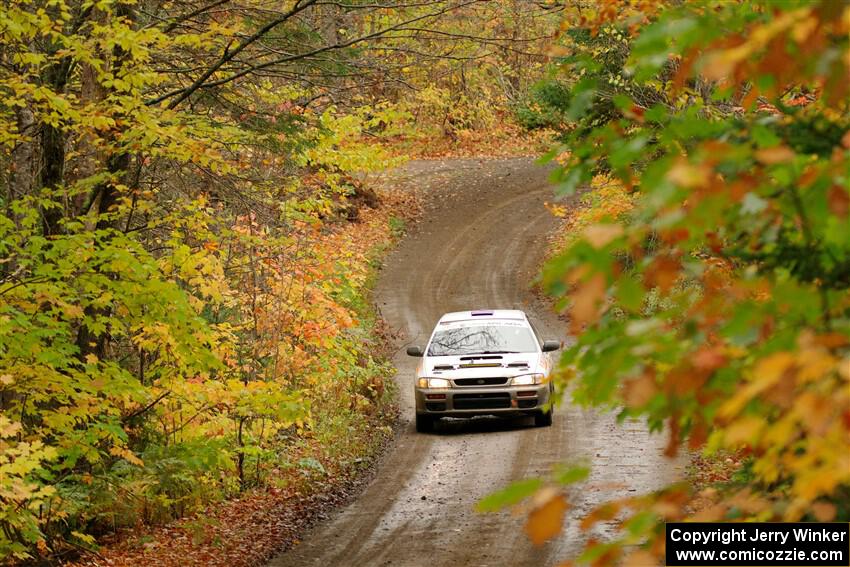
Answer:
[388,216,407,239]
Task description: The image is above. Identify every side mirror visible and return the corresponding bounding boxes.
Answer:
[542,340,560,353]
[406,345,424,357]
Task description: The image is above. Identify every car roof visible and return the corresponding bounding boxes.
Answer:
[437,309,528,324]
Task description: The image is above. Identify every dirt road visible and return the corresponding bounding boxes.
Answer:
[267,158,682,567]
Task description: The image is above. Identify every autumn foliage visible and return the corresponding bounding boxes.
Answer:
[0,0,566,561]
[488,1,850,564]
[4,0,847,564]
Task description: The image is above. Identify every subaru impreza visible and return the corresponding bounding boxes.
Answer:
[406,309,560,433]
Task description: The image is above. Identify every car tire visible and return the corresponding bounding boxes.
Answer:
[534,409,553,427]
[415,414,435,433]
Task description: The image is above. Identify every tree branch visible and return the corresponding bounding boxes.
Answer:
[148,0,320,108]
[148,0,482,99]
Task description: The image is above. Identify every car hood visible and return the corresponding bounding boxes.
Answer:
[418,352,547,378]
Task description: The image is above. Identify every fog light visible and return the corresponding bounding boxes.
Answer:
[517,390,537,397]
[426,393,446,400]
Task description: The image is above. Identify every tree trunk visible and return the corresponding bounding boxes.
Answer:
[37,57,73,236]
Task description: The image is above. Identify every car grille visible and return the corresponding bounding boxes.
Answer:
[453,392,511,410]
[453,377,509,387]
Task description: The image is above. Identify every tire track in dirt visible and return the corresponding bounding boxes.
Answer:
[267,158,682,567]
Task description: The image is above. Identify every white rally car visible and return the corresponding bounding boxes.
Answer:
[406,309,560,433]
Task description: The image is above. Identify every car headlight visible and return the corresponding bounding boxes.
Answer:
[511,373,545,386]
[418,377,451,389]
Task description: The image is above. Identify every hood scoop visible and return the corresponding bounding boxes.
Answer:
[432,356,533,372]
[459,354,503,368]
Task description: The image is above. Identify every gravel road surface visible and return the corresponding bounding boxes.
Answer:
[267,157,682,567]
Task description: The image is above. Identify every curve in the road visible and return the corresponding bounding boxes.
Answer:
[267,157,682,567]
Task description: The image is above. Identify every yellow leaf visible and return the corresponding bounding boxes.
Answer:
[762,415,796,446]
[794,392,832,435]
[0,416,22,437]
[109,446,145,467]
[757,352,795,381]
[795,347,837,383]
[720,352,795,418]
[525,488,568,546]
[724,416,766,446]
[64,304,84,319]
[545,201,568,218]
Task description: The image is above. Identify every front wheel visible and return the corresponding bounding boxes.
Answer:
[415,414,435,433]
[534,409,553,427]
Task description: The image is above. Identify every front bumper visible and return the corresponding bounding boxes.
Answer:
[414,384,551,417]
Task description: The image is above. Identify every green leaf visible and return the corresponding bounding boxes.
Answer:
[616,275,645,312]
[553,464,590,485]
[476,478,543,512]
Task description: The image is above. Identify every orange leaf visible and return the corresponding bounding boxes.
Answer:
[665,414,680,457]
[811,501,837,522]
[525,489,568,546]
[813,332,849,349]
[688,419,709,450]
[724,416,766,446]
[570,272,607,333]
[755,146,795,164]
[827,185,849,217]
[667,160,711,188]
[623,370,658,408]
[580,502,621,531]
[583,223,623,248]
[692,347,727,371]
[644,254,681,293]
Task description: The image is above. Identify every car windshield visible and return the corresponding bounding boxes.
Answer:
[427,322,538,356]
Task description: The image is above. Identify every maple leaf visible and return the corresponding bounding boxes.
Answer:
[525,488,568,546]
